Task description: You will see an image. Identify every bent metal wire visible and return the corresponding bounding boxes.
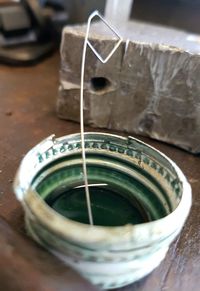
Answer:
[80,11,123,225]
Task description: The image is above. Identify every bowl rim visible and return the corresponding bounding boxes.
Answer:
[13,132,192,247]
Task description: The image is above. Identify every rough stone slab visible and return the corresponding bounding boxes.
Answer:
[57,21,200,154]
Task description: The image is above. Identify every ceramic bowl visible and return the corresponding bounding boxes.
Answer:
[14,132,192,289]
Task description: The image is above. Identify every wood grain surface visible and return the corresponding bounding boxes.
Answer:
[0,52,199,291]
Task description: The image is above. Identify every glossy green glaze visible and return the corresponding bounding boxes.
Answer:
[34,152,170,226]
[45,185,149,226]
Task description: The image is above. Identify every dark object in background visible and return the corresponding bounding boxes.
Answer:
[41,0,106,24]
[132,0,200,34]
[0,0,65,65]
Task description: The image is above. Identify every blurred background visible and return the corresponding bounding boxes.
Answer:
[132,0,200,33]
[39,0,200,32]
[40,0,200,32]
[0,0,199,65]
[62,0,200,33]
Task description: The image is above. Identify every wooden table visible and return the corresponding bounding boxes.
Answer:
[0,52,199,291]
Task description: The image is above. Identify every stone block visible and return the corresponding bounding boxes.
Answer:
[57,21,200,153]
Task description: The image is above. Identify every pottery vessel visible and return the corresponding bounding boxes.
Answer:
[14,132,192,289]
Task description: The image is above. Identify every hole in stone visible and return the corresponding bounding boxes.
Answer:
[91,77,111,92]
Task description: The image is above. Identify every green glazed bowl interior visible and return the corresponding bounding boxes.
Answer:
[32,150,174,226]
[14,132,191,248]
